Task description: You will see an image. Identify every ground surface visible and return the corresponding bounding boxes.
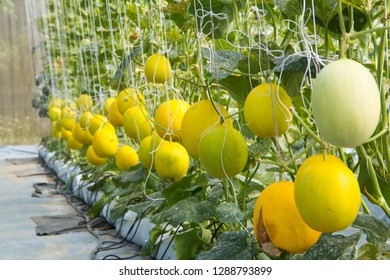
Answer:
[0,146,145,260]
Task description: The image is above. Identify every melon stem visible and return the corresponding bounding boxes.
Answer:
[337,0,347,59]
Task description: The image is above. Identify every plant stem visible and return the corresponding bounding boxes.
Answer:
[291,108,323,145]
[360,197,371,215]
[324,24,329,59]
[176,75,206,88]
[338,148,347,165]
[222,178,231,203]
[347,26,390,40]
[242,161,260,211]
[337,0,347,58]
[285,140,316,168]
[347,6,354,58]
[376,29,390,172]
[205,82,225,124]
[356,146,390,217]
[364,128,390,143]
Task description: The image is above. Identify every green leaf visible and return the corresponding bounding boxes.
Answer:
[189,0,245,38]
[249,138,273,156]
[163,0,191,14]
[357,240,390,260]
[216,202,244,223]
[174,226,212,259]
[114,168,144,184]
[142,224,167,256]
[142,171,162,192]
[272,55,315,100]
[326,7,367,35]
[202,48,245,80]
[352,214,390,244]
[162,174,204,207]
[87,194,107,217]
[342,0,381,13]
[272,0,302,17]
[252,165,277,186]
[165,29,183,43]
[151,196,217,226]
[196,230,259,260]
[357,243,380,260]
[292,232,362,260]
[273,55,321,76]
[214,38,235,51]
[237,53,262,74]
[206,181,225,204]
[313,0,338,25]
[169,13,196,32]
[127,192,164,216]
[126,3,148,29]
[109,205,126,221]
[219,75,259,104]
[358,159,390,207]
[278,71,305,97]
[139,239,153,256]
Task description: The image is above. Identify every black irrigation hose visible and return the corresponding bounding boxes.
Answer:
[160,222,184,260]
[94,211,153,260]
[32,170,113,259]
[128,206,151,242]
[112,211,127,238]
[154,223,170,259]
[211,223,225,243]
[97,206,151,253]
[102,253,140,260]
[55,186,104,259]
[97,218,140,252]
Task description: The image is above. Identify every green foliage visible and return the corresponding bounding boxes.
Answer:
[189,0,247,38]
[196,230,260,260]
[291,232,362,260]
[343,0,382,13]
[359,214,389,238]
[151,194,218,227]
[219,75,259,104]
[216,202,244,223]
[289,214,390,260]
[358,156,390,207]
[272,0,302,17]
[0,0,14,14]
[313,0,338,25]
[202,49,246,80]
[174,225,212,259]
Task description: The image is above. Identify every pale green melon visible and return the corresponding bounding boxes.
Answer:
[311,59,380,148]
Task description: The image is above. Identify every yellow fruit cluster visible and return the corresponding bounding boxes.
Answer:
[46,62,298,182]
[253,154,361,254]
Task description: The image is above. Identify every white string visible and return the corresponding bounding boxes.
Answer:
[41,0,56,99]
